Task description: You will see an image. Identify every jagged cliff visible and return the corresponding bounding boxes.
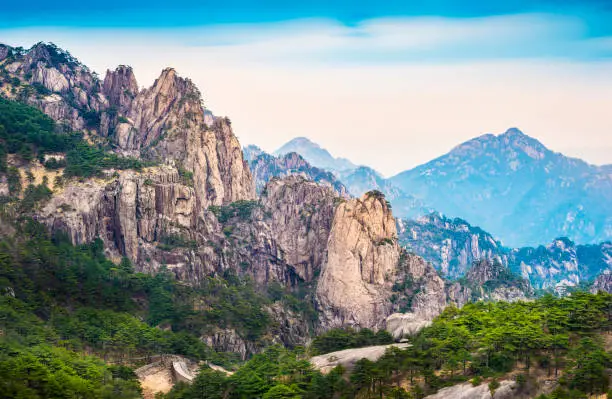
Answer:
[398,213,612,291]
[1,42,457,349]
[316,191,409,330]
[247,148,348,197]
[261,176,338,282]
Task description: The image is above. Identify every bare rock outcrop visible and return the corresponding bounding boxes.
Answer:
[261,176,338,281]
[310,343,410,374]
[316,191,400,330]
[591,270,612,293]
[385,254,447,338]
[424,380,518,399]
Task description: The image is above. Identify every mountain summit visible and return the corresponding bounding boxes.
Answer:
[275,137,357,173]
[390,128,612,247]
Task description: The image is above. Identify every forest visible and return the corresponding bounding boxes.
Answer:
[2,217,612,398]
[161,292,612,399]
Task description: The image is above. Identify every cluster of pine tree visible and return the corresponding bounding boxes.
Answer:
[0,216,281,398]
[0,96,147,186]
[163,292,612,399]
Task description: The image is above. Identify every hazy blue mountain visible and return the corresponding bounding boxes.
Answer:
[243,144,265,163]
[274,137,357,173]
[398,212,612,291]
[246,147,349,196]
[338,166,399,198]
[390,128,612,247]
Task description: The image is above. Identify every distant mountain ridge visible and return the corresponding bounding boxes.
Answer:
[277,129,612,247]
[245,146,349,196]
[390,128,612,247]
[398,212,612,291]
[275,137,357,173]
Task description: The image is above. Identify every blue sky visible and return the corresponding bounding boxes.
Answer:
[1,1,612,174]
[2,1,612,29]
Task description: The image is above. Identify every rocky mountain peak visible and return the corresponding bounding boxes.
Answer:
[103,65,138,110]
[275,137,357,173]
[316,191,400,329]
[24,42,84,70]
[500,127,525,138]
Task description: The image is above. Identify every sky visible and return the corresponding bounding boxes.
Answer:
[1,1,612,176]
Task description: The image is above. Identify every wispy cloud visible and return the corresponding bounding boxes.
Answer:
[3,13,612,65]
[1,14,611,174]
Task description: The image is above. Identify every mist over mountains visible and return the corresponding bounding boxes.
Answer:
[270,128,612,248]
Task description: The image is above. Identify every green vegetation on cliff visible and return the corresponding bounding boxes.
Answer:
[0,216,278,397]
[0,97,145,179]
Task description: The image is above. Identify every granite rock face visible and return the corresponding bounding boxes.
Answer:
[261,176,338,282]
[316,192,400,329]
[424,381,518,399]
[249,151,348,197]
[592,270,612,293]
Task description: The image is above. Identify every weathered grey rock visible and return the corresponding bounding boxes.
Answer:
[316,192,400,330]
[592,270,612,293]
[261,176,338,281]
[385,313,432,338]
[310,343,410,374]
[202,328,254,361]
[385,254,448,337]
[424,380,517,399]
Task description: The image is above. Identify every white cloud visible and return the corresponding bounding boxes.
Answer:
[1,15,611,175]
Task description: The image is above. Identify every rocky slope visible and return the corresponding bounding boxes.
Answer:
[398,212,612,291]
[248,149,348,197]
[316,191,401,329]
[2,42,353,355]
[390,128,612,247]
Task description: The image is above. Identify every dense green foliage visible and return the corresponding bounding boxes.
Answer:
[0,96,67,166]
[166,292,612,399]
[0,216,286,396]
[0,341,142,399]
[64,142,146,178]
[0,96,145,178]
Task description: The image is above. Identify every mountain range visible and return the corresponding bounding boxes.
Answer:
[397,212,612,291]
[269,129,612,248]
[1,41,612,398]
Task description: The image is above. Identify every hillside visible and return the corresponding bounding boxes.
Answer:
[390,128,612,247]
[1,41,611,399]
[398,212,612,291]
